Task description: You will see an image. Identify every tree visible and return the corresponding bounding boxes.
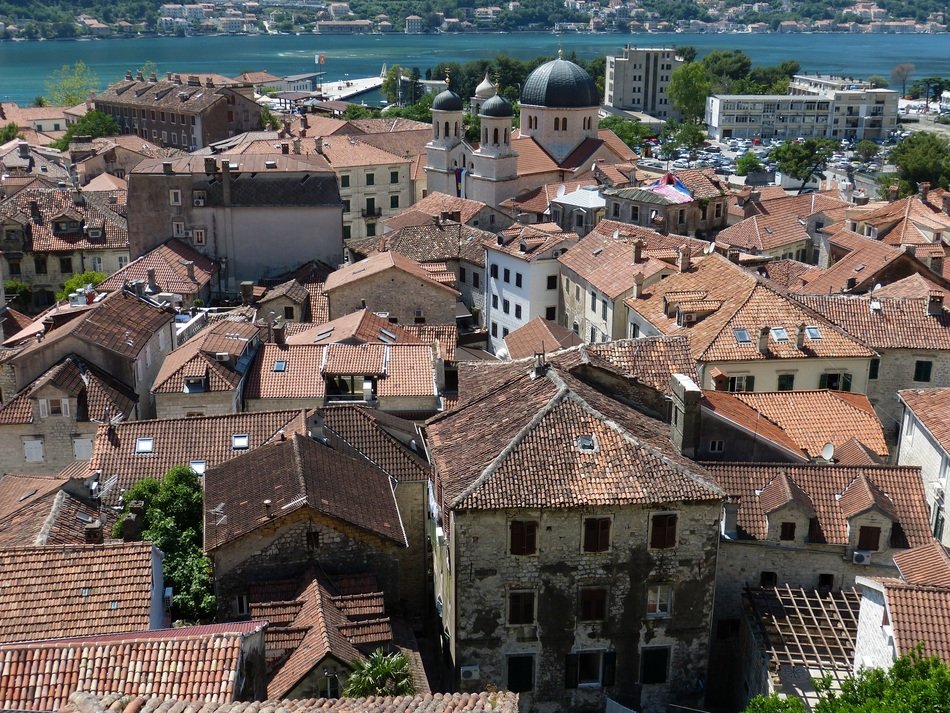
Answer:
[0,123,23,143]
[598,115,652,151]
[342,649,416,697]
[891,63,915,98]
[668,62,711,124]
[31,96,48,107]
[854,139,880,163]
[259,105,279,131]
[743,695,806,713]
[381,64,402,104]
[342,104,381,120]
[867,75,890,88]
[702,49,753,92]
[55,271,106,301]
[677,45,697,63]
[113,465,215,622]
[671,121,707,155]
[44,61,99,106]
[771,138,837,194]
[4,279,31,309]
[50,111,119,150]
[736,150,764,176]
[886,131,950,194]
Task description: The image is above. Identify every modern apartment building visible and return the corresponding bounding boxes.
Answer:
[605,45,685,120]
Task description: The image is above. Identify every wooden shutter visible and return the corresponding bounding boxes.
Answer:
[38,399,48,418]
[819,373,829,389]
[745,375,755,392]
[564,654,578,689]
[842,373,852,392]
[60,399,70,417]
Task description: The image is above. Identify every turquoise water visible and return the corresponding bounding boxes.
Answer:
[1,32,950,105]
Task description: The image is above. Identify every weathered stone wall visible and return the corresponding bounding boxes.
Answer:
[155,389,238,420]
[449,502,721,713]
[327,271,457,325]
[867,348,950,440]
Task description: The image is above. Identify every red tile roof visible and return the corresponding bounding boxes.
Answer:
[285,309,421,346]
[500,179,599,216]
[321,406,429,483]
[894,541,950,588]
[98,240,215,296]
[503,317,582,360]
[381,192,489,230]
[898,388,950,453]
[347,222,490,268]
[883,581,950,663]
[151,320,259,394]
[701,463,931,547]
[558,231,677,299]
[323,252,459,297]
[203,434,406,550]
[0,542,157,644]
[488,222,578,263]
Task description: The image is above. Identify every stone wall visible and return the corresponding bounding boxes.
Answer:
[868,348,950,439]
[327,271,457,325]
[155,389,238,420]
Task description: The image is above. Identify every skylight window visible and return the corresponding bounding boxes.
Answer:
[135,437,154,454]
[190,460,207,475]
[733,328,751,344]
[273,360,287,372]
[771,327,789,342]
[806,326,822,340]
[577,434,596,452]
[232,433,249,450]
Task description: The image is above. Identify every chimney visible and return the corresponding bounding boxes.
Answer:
[749,189,761,203]
[928,290,944,316]
[796,323,806,350]
[125,70,133,81]
[314,137,324,155]
[670,373,701,457]
[239,280,255,305]
[727,248,740,264]
[221,159,232,205]
[187,75,200,87]
[135,70,144,81]
[933,255,945,275]
[148,72,158,83]
[205,77,215,88]
[166,72,172,80]
[173,74,182,85]
[121,501,146,541]
[919,181,931,203]
[293,138,301,155]
[131,279,146,298]
[903,244,917,258]
[84,519,104,545]
[632,238,643,264]
[677,244,691,273]
[378,236,388,253]
[757,326,770,355]
[281,142,289,155]
[17,141,29,159]
[300,127,307,138]
[183,260,196,282]
[888,184,899,202]
[301,114,309,129]
[146,268,158,293]
[85,90,94,111]
[722,500,739,539]
[854,193,870,206]
[632,272,645,299]
[273,320,286,345]
[162,161,173,175]
[204,156,217,175]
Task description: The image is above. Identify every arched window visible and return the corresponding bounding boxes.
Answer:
[435,123,440,138]
[562,117,567,130]
[504,128,509,143]
[493,127,499,144]
[444,122,450,138]
[554,117,560,131]
[483,128,488,143]
[454,122,459,137]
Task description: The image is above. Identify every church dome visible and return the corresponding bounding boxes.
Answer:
[432,88,463,112]
[520,56,599,108]
[475,72,496,100]
[480,94,513,118]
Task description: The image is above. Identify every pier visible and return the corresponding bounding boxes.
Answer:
[320,75,384,101]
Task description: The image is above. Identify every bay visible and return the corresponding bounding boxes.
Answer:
[1,31,949,106]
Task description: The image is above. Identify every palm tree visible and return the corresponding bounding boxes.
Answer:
[342,649,416,697]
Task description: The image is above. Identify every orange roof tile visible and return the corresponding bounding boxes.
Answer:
[0,187,127,252]
[894,541,950,588]
[503,317,582,360]
[883,581,950,663]
[899,388,950,453]
[324,252,459,296]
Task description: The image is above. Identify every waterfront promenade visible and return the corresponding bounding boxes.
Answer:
[321,75,383,101]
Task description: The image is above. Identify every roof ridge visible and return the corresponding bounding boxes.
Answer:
[291,434,307,501]
[32,489,68,546]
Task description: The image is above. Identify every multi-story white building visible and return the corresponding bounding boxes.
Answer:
[605,45,685,120]
[484,223,577,353]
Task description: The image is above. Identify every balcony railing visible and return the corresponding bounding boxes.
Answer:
[361,207,382,218]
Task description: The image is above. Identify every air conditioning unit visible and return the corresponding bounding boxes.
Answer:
[852,550,872,565]
[214,352,231,362]
[193,197,205,207]
[460,664,480,681]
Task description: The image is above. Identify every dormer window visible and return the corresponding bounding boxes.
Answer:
[232,433,249,450]
[780,522,796,541]
[135,437,154,454]
[189,459,207,475]
[857,525,881,551]
[184,376,206,393]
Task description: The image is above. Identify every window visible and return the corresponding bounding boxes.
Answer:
[340,175,350,188]
[858,525,881,551]
[647,584,672,618]
[780,522,796,541]
[284,306,295,320]
[59,256,73,274]
[169,189,181,206]
[631,205,639,222]
[389,195,400,209]
[491,322,498,337]
[492,294,498,309]
[172,221,185,238]
[727,375,755,392]
[472,272,480,288]
[234,594,250,617]
[366,173,375,186]
[565,651,616,688]
[547,275,557,290]
[819,372,852,391]
[490,264,498,279]
[232,433,249,450]
[612,203,620,218]
[805,326,822,340]
[502,327,509,337]
[24,439,44,463]
[709,439,724,453]
[7,260,19,276]
[771,327,789,342]
[73,437,93,460]
[342,199,351,213]
[118,256,129,269]
[583,517,611,552]
[515,272,522,288]
[503,268,510,283]
[507,655,534,693]
[367,222,376,237]
[733,328,751,344]
[510,520,538,555]
[818,573,834,590]
[503,299,510,314]
[640,647,670,685]
[590,290,596,311]
[193,229,206,245]
[650,513,677,549]
[508,590,536,625]
[190,460,207,475]
[342,225,351,240]
[34,256,47,274]
[601,300,607,321]
[760,571,778,587]
[590,327,597,343]
[914,360,933,382]
[579,587,608,621]
[869,358,880,380]
[777,374,795,391]
[459,267,467,284]
[546,306,557,321]
[135,437,154,454]
[515,304,522,319]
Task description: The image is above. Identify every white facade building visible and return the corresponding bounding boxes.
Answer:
[605,45,684,119]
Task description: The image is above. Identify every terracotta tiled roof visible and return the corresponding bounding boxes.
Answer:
[701,463,931,547]
[625,253,874,363]
[0,306,33,341]
[89,409,312,504]
[304,282,329,323]
[883,581,950,663]
[0,355,137,425]
[0,187,127,252]
[756,259,824,290]
[64,691,520,713]
[0,542,156,644]
[794,230,905,295]
[558,231,679,299]
[583,337,697,395]
[324,252,459,297]
[794,293,950,350]
[401,324,458,362]
[894,541,950,587]
[855,189,950,246]
[322,406,429,483]
[151,320,259,394]
[203,434,406,550]
[0,621,264,711]
[317,136,412,169]
[355,129,432,161]
[381,192,488,230]
[488,222,578,263]
[245,344,326,400]
[348,222,490,267]
[898,388,950,453]
[717,212,811,253]
[499,179,599,216]
[95,76,235,112]
[259,278,310,306]
[587,219,706,253]
[873,273,950,299]
[0,139,69,181]
[285,310,419,347]
[833,436,884,466]
[0,485,113,549]
[426,360,722,513]
[100,240,215,296]
[503,317,582,360]
[703,390,887,460]
[85,173,128,192]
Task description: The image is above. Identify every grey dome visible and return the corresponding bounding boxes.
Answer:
[475,72,496,100]
[480,94,513,118]
[432,88,463,112]
[520,58,599,108]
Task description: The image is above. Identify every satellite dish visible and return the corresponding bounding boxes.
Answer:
[557,184,566,198]
[821,442,835,462]
[704,242,716,255]
[872,283,882,291]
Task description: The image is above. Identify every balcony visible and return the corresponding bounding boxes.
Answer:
[361,207,382,218]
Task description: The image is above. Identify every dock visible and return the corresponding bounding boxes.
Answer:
[321,76,384,101]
